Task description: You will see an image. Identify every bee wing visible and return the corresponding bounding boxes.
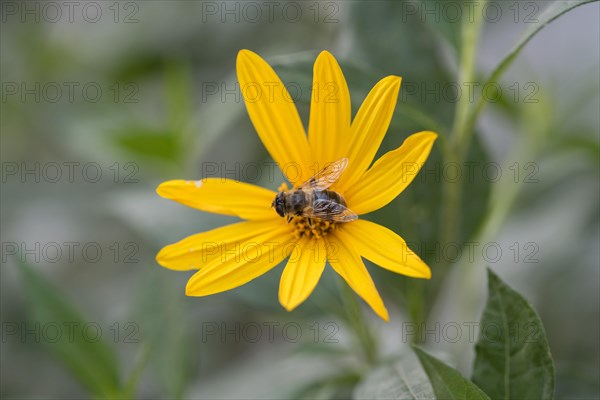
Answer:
[297,158,349,191]
[302,199,358,223]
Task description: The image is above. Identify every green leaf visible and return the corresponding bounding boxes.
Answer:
[353,353,434,399]
[413,347,491,400]
[348,0,456,129]
[349,1,446,80]
[466,0,598,133]
[112,127,180,162]
[472,269,555,399]
[17,260,121,398]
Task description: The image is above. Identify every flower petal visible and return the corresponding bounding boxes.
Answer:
[279,236,326,311]
[345,131,437,215]
[337,76,402,191]
[308,51,351,170]
[237,50,312,185]
[156,178,277,220]
[186,225,295,296]
[326,235,389,321]
[156,220,280,271]
[336,220,431,279]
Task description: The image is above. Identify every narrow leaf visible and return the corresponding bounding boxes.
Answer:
[472,269,555,399]
[491,0,596,81]
[413,347,491,400]
[17,260,121,398]
[466,0,598,133]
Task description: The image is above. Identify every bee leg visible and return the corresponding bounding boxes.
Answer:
[286,216,293,223]
[307,218,313,228]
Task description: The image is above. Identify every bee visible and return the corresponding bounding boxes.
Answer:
[272,158,358,223]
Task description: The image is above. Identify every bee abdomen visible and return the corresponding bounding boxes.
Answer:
[314,189,346,206]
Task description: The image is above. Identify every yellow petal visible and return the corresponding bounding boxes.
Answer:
[156,178,277,220]
[156,220,280,271]
[345,131,437,215]
[336,220,431,279]
[237,50,312,185]
[186,225,295,296]
[308,51,351,169]
[326,235,389,321]
[337,76,402,191]
[279,236,326,311]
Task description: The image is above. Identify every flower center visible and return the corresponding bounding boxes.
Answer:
[289,216,336,240]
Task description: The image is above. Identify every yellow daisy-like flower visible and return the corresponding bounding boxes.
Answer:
[156,50,437,321]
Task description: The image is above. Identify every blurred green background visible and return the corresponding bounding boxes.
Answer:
[1,1,598,399]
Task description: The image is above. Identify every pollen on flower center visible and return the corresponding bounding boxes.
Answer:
[289,215,336,240]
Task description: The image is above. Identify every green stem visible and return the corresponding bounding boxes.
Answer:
[439,145,463,253]
[451,11,484,148]
[430,4,488,319]
[438,2,486,253]
[336,278,378,367]
[405,281,425,344]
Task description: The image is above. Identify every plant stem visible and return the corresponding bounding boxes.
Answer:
[439,144,463,254]
[439,1,486,255]
[430,4,488,317]
[405,281,425,344]
[336,278,378,367]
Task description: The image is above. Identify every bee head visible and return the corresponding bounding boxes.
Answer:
[272,192,285,217]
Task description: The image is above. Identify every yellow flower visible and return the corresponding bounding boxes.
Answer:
[156,50,437,321]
